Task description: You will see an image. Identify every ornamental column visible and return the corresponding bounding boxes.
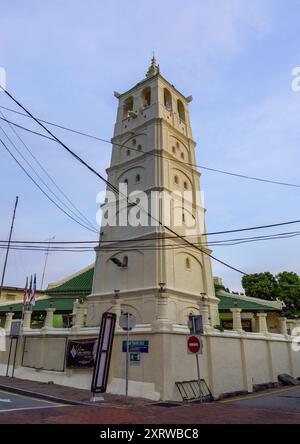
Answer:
[198,296,210,330]
[111,296,121,325]
[4,312,14,333]
[23,310,32,329]
[44,307,56,329]
[152,284,172,331]
[279,317,288,335]
[257,312,268,334]
[71,301,86,330]
[230,308,243,332]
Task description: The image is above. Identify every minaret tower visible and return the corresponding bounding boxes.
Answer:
[88,58,219,328]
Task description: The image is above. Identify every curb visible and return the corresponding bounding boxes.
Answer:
[0,383,93,407]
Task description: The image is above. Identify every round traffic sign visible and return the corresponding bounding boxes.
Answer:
[187,335,202,354]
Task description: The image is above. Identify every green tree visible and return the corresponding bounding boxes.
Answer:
[276,272,300,318]
[241,271,300,317]
[241,272,277,301]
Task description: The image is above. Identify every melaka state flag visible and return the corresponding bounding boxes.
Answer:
[23,277,28,306]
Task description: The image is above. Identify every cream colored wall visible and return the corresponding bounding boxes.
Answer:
[1,327,299,401]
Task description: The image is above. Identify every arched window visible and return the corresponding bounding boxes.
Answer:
[176,142,180,149]
[126,149,131,156]
[123,256,128,267]
[186,258,191,269]
[172,146,176,154]
[177,100,186,122]
[164,88,172,111]
[132,139,137,145]
[138,144,142,151]
[183,181,188,190]
[136,174,141,183]
[124,179,128,185]
[123,96,134,119]
[141,87,151,109]
[174,175,179,185]
[181,152,185,160]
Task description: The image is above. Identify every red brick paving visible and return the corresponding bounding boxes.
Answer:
[0,376,300,424]
[0,403,300,424]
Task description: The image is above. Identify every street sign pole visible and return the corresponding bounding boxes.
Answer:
[11,336,19,378]
[6,321,22,378]
[125,313,129,403]
[196,354,202,403]
[193,317,202,403]
[5,339,13,377]
[119,312,136,403]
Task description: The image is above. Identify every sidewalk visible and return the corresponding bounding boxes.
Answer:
[0,376,153,407]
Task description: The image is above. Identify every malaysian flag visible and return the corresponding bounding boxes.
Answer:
[23,276,28,306]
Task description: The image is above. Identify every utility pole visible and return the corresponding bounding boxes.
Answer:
[0,196,19,297]
[41,236,55,289]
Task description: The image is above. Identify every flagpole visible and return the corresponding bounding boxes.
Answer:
[41,236,55,289]
[22,276,28,324]
[0,196,19,298]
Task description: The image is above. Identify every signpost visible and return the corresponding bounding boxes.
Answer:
[91,312,116,399]
[122,340,149,353]
[129,351,141,366]
[6,320,22,378]
[188,315,204,403]
[119,312,136,402]
[188,314,203,335]
[187,335,203,354]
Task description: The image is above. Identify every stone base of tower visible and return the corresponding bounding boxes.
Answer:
[86,288,220,331]
[106,327,210,401]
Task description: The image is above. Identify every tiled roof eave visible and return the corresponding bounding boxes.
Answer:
[46,290,90,296]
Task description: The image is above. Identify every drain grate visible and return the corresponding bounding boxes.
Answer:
[152,402,181,408]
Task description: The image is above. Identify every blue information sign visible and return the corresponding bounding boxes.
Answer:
[122,340,149,353]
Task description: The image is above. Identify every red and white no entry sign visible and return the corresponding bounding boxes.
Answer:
[187,335,203,354]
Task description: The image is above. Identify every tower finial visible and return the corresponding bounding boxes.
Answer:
[146,53,159,78]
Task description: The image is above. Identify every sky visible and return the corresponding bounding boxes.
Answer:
[0,0,300,292]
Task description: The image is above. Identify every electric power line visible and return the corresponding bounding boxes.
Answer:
[0,124,98,234]
[0,136,99,235]
[1,229,300,251]
[0,109,97,231]
[2,116,300,238]
[1,105,300,189]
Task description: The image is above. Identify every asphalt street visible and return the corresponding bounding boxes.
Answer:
[220,386,300,413]
[0,389,65,413]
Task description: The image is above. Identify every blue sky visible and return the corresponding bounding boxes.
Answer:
[0,0,300,291]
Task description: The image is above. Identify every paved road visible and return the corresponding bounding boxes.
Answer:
[0,386,300,423]
[220,386,300,413]
[0,389,65,413]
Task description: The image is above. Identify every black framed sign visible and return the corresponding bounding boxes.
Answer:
[66,338,98,368]
[91,312,116,394]
[10,321,22,339]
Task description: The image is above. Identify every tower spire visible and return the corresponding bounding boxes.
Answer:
[146,54,159,78]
